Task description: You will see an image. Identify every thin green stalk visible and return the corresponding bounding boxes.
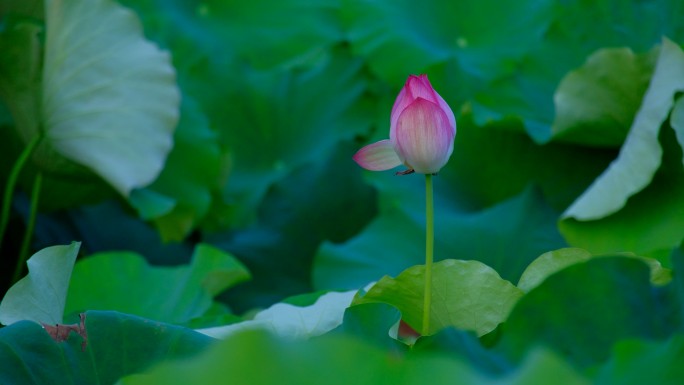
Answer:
[13,172,42,284]
[0,135,42,250]
[422,173,434,336]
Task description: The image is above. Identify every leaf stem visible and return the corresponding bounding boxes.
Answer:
[0,135,42,251]
[13,172,43,284]
[422,173,434,336]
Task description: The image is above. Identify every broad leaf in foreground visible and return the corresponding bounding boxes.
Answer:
[353,259,524,336]
[0,311,213,385]
[118,329,587,385]
[0,242,80,325]
[65,244,249,324]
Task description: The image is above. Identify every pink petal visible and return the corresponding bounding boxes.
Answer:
[352,139,402,171]
[394,98,455,174]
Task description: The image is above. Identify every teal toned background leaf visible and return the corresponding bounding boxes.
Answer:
[65,244,249,324]
[354,259,524,336]
[0,311,213,385]
[41,0,179,196]
[0,242,80,325]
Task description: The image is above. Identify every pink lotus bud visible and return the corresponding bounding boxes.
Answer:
[353,74,456,174]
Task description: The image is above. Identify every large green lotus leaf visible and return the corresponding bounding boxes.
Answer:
[340,0,554,85]
[118,328,587,385]
[0,242,80,325]
[354,260,524,336]
[129,98,224,241]
[563,38,684,221]
[595,334,684,384]
[314,185,566,291]
[65,244,249,324]
[517,248,592,293]
[198,289,359,340]
[498,257,677,368]
[559,127,684,261]
[517,248,671,293]
[41,0,179,196]
[671,95,684,166]
[0,310,213,385]
[551,47,657,147]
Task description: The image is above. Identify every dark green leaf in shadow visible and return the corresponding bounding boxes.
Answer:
[211,142,376,311]
[442,114,616,210]
[353,260,523,336]
[341,0,554,85]
[413,328,512,375]
[329,302,404,352]
[0,310,213,385]
[129,97,225,241]
[595,334,684,384]
[498,257,678,368]
[671,95,684,167]
[0,242,80,325]
[315,186,565,291]
[65,244,249,324]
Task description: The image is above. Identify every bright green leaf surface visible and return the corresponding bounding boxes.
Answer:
[517,248,592,292]
[0,242,80,325]
[354,259,524,336]
[0,311,213,385]
[41,0,179,196]
[563,38,684,221]
[551,47,657,147]
[118,329,587,385]
[65,244,249,324]
[518,248,671,293]
[499,257,677,368]
[198,289,359,339]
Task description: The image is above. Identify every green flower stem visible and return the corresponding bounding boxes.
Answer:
[0,135,42,251]
[13,172,43,284]
[422,173,434,336]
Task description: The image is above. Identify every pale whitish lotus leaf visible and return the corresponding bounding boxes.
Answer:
[42,0,179,196]
[563,38,684,221]
[0,242,81,326]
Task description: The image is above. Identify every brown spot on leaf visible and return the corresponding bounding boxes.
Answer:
[42,313,88,351]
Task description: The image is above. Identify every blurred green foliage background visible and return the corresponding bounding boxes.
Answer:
[1,0,684,315]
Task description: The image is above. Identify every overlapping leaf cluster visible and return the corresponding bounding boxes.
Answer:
[1,0,684,383]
